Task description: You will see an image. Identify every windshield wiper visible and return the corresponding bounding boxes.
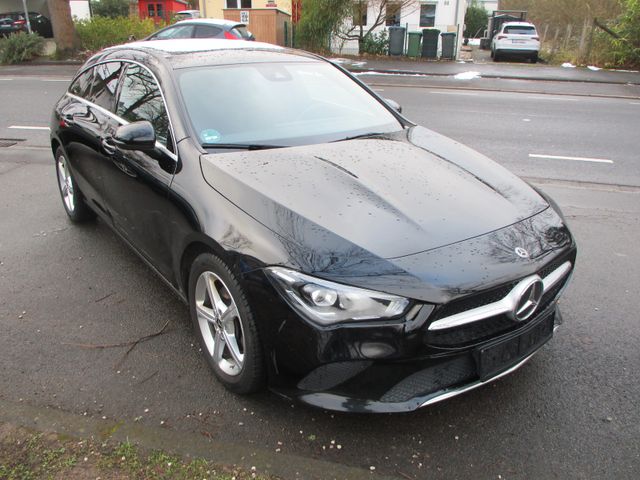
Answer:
[335,132,387,142]
[201,143,285,151]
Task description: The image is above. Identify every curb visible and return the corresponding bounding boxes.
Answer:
[0,398,398,480]
[360,80,640,100]
[345,67,640,86]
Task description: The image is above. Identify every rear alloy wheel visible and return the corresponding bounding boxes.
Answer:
[189,253,265,394]
[55,147,94,222]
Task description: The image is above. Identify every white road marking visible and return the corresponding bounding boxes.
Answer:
[523,118,531,122]
[430,91,478,96]
[527,96,578,101]
[9,126,50,131]
[630,102,640,105]
[529,153,614,164]
[0,78,12,81]
[0,76,71,82]
[373,88,385,92]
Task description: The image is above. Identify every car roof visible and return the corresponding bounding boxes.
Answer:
[102,39,320,70]
[121,38,280,54]
[175,18,244,27]
[502,22,536,28]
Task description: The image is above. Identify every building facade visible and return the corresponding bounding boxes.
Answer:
[334,1,468,58]
[138,0,191,23]
[197,0,295,19]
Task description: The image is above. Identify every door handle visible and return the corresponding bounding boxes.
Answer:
[101,137,117,156]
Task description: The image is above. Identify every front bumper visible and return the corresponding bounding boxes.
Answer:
[271,305,561,413]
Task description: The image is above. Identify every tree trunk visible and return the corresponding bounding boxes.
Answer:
[47,0,81,52]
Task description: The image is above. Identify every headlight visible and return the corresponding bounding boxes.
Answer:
[265,267,410,326]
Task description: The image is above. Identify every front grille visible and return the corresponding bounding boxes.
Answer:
[431,282,517,321]
[425,250,575,348]
[427,314,518,347]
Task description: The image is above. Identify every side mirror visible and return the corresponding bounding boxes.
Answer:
[113,121,156,151]
[384,98,402,114]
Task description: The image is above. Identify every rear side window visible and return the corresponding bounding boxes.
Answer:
[230,25,251,39]
[504,25,536,34]
[69,68,94,98]
[152,24,194,39]
[194,25,222,38]
[90,62,124,110]
[116,63,170,147]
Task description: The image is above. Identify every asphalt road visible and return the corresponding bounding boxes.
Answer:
[0,65,639,479]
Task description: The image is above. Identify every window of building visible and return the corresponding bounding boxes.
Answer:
[147,3,155,17]
[116,64,170,147]
[419,3,436,27]
[156,3,164,18]
[352,2,367,26]
[226,0,252,7]
[386,2,402,27]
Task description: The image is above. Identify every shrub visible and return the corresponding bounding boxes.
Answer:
[75,16,161,51]
[464,0,488,38]
[0,32,44,64]
[90,0,130,18]
[296,0,351,52]
[610,0,640,67]
[361,30,389,55]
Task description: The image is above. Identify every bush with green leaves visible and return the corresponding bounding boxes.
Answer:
[90,0,130,18]
[75,16,160,51]
[0,32,44,64]
[464,0,488,38]
[361,30,389,55]
[296,0,352,52]
[610,0,640,66]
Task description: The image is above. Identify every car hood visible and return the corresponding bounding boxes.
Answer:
[200,126,548,259]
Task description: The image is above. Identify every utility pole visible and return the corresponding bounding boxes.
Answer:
[21,0,32,34]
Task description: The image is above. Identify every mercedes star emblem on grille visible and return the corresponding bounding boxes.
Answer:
[511,277,544,321]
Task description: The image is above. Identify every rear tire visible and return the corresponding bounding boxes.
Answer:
[188,253,265,394]
[493,50,501,62]
[530,53,538,63]
[54,147,95,223]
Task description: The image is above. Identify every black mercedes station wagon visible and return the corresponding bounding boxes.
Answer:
[51,39,576,413]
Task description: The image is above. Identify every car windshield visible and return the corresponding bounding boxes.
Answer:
[504,25,536,34]
[178,61,402,147]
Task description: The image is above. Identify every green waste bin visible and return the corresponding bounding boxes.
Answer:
[407,31,422,57]
[440,32,456,59]
[421,28,440,59]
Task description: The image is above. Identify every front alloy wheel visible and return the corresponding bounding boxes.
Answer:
[195,270,246,376]
[189,253,265,394]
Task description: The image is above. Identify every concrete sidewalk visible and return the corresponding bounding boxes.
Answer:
[3,57,639,86]
[330,56,640,85]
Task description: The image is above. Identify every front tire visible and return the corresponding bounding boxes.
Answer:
[55,147,94,223]
[188,253,265,394]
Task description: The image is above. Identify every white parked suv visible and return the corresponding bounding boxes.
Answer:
[491,22,540,63]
